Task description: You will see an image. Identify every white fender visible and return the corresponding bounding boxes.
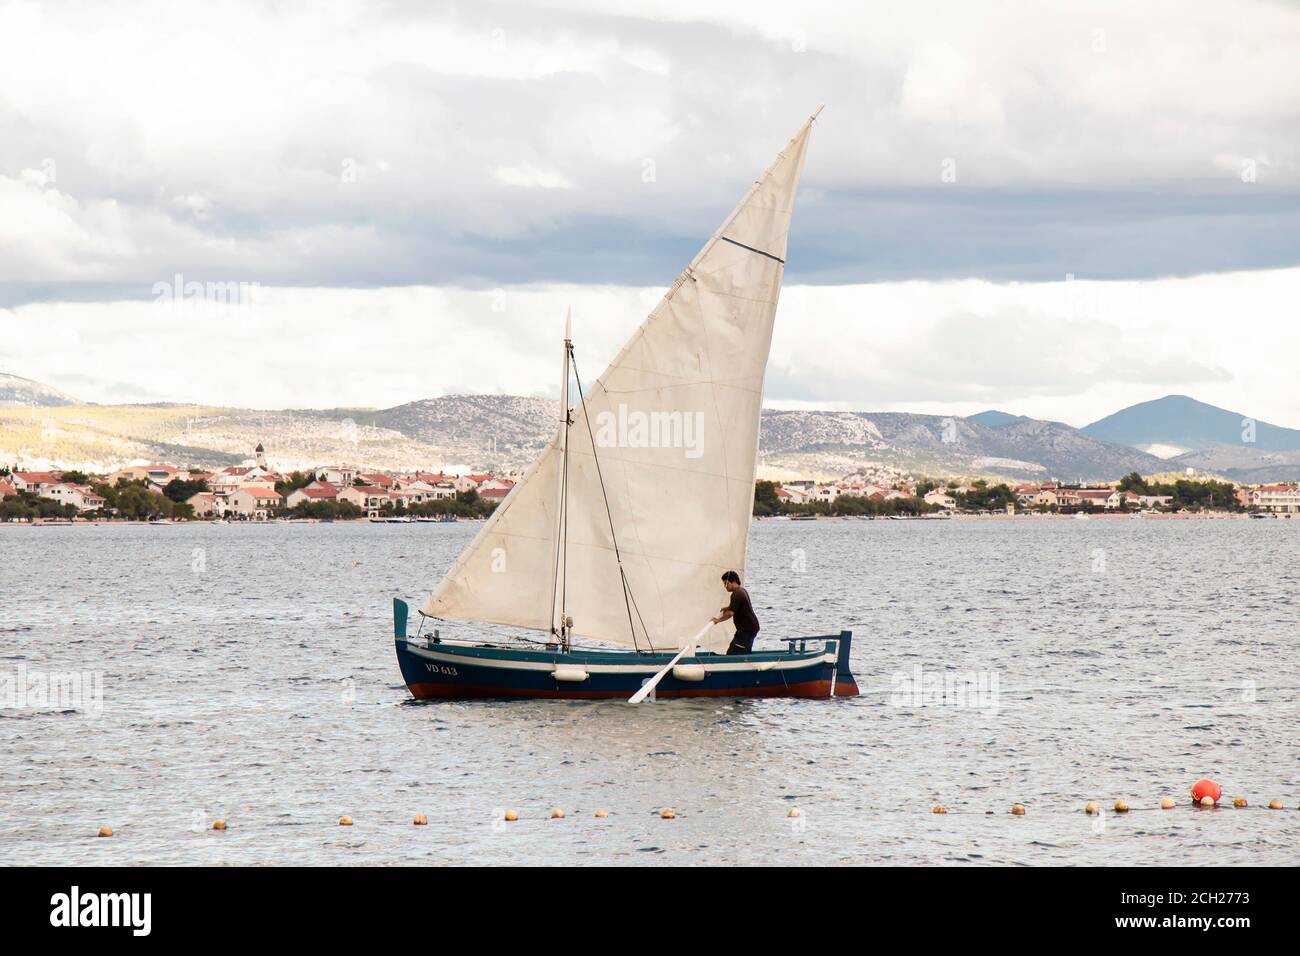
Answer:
[672,664,706,682]
[552,665,589,682]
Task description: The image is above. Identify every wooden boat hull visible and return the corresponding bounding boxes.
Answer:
[393,600,859,701]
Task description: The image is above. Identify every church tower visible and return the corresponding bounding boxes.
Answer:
[255,442,266,469]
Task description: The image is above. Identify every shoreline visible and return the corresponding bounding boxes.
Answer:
[5,512,1292,527]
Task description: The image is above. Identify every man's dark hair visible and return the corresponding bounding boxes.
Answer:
[721,570,741,584]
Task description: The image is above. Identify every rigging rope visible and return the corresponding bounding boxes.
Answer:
[547,370,571,645]
[570,350,647,653]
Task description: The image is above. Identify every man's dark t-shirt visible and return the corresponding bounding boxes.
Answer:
[728,586,760,636]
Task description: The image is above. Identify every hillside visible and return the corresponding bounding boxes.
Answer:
[760,410,1165,481]
[1083,394,1300,456]
[0,372,79,408]
[0,380,1238,482]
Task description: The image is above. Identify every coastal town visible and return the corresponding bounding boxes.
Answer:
[0,442,517,522]
[761,473,1299,516]
[2,441,1298,522]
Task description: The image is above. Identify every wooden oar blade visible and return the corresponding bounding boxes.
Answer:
[628,621,712,704]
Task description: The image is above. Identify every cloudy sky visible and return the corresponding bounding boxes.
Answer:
[2,0,1299,427]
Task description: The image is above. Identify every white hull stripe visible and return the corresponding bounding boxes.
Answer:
[404,643,834,676]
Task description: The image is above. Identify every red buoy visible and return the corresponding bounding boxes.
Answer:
[1190,778,1221,805]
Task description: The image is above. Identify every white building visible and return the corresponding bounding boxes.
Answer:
[40,482,106,512]
[338,484,390,516]
[226,486,282,519]
[1254,484,1300,513]
[186,492,228,517]
[285,481,339,508]
[317,465,357,487]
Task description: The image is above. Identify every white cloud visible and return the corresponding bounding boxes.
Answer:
[2,0,1298,429]
[492,165,574,190]
[2,0,1298,288]
[3,268,1299,431]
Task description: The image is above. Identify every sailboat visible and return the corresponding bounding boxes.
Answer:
[393,109,859,701]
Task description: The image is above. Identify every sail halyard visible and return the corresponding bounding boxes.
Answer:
[419,110,819,651]
[546,313,572,646]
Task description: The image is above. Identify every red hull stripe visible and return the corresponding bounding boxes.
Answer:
[407,679,838,700]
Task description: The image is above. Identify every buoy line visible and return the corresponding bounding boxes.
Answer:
[89,783,1296,837]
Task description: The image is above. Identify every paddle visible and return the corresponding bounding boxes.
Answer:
[628,620,714,704]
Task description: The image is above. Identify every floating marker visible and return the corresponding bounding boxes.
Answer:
[503,809,518,822]
[549,808,565,819]
[1199,795,1216,807]
[338,815,353,826]
[1268,799,1283,810]
[787,808,801,818]
[413,814,427,826]
[97,826,113,838]
[932,806,948,814]
[1190,778,1221,804]
[1232,796,1248,808]
[1011,804,1026,816]
[660,807,676,819]
[1160,797,1176,809]
[1114,800,1129,813]
[212,819,227,831]
[1084,802,1099,815]
[594,809,608,818]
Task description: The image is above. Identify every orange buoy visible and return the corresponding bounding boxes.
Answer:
[1160,797,1176,809]
[1114,800,1129,813]
[659,807,676,819]
[1010,804,1026,815]
[594,809,608,818]
[1267,799,1283,810]
[932,806,948,814]
[1084,801,1099,815]
[97,826,113,838]
[338,815,353,826]
[549,808,565,819]
[787,808,801,818]
[212,819,227,831]
[1199,795,1216,807]
[1232,796,1248,808]
[412,814,427,826]
[1190,778,1221,804]
[503,809,518,822]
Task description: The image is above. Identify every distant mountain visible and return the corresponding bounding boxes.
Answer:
[966,410,1029,428]
[1083,394,1300,456]
[760,410,1165,481]
[0,372,78,408]
[0,389,1217,481]
[372,395,557,452]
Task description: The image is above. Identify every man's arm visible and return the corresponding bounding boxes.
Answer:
[711,608,734,625]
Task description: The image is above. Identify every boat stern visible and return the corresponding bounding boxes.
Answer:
[393,596,410,640]
[832,630,860,697]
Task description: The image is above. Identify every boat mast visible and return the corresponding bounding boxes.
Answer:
[548,309,573,650]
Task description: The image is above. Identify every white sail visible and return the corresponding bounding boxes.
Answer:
[420,111,817,651]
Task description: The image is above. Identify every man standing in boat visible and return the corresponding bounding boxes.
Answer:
[712,570,760,655]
